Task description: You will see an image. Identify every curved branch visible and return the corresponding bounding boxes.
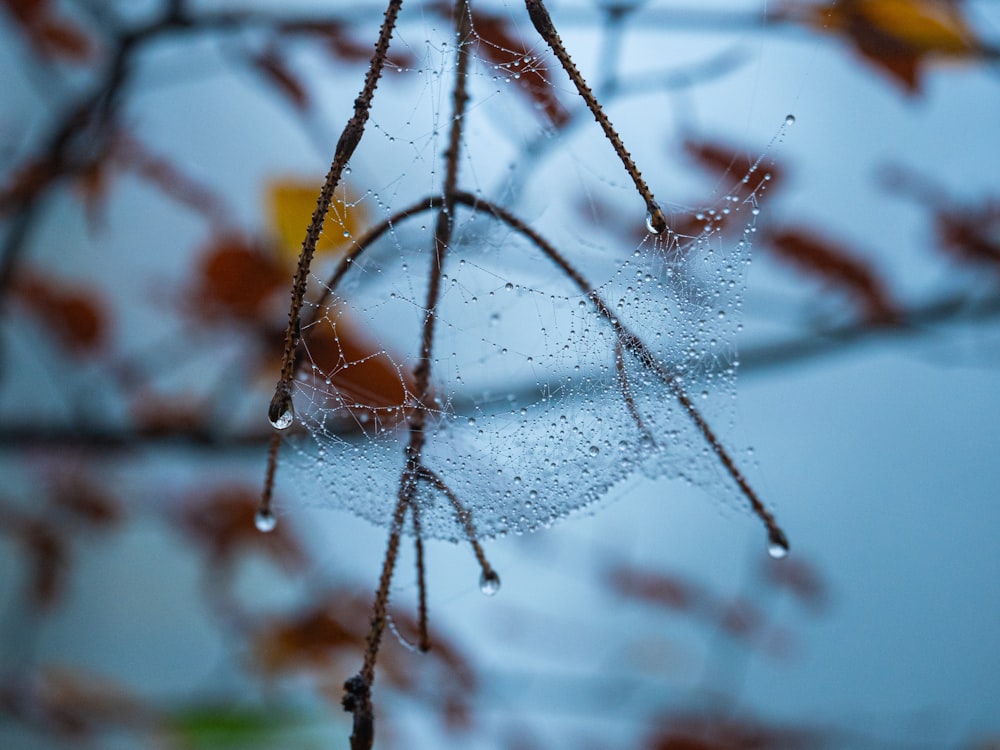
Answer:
[451,190,786,551]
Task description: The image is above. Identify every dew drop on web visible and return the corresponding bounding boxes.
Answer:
[272,21,785,545]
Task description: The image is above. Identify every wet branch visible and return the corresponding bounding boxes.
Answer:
[452,190,788,554]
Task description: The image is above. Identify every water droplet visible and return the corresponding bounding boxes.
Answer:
[255,507,277,533]
[588,445,600,456]
[645,203,667,234]
[784,114,796,125]
[767,529,790,559]
[479,569,501,596]
[268,388,294,430]
[504,282,514,291]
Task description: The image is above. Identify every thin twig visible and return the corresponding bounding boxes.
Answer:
[347,3,473,746]
[415,465,497,582]
[412,503,431,652]
[615,338,655,444]
[524,0,667,234]
[452,190,786,551]
[269,0,404,427]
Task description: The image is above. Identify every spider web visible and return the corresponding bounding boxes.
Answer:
[277,2,782,541]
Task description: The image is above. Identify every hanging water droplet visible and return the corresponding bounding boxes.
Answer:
[479,569,501,596]
[588,445,600,456]
[645,203,667,234]
[504,282,514,291]
[784,114,796,125]
[767,529,790,559]
[255,507,277,533]
[268,388,294,430]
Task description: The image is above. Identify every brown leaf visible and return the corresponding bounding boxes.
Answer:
[299,312,418,431]
[10,271,108,354]
[684,139,783,196]
[766,228,899,324]
[716,597,765,640]
[174,485,304,571]
[1,0,93,61]
[646,713,819,750]
[763,556,829,613]
[605,564,697,612]
[113,136,229,225]
[935,200,1000,268]
[48,474,122,528]
[20,517,67,610]
[253,599,364,674]
[0,666,148,739]
[130,392,211,435]
[279,21,416,68]
[470,10,570,128]
[1,156,61,213]
[190,236,287,323]
[251,49,309,110]
[804,0,992,95]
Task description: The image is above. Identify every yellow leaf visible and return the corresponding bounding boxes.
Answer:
[814,0,977,56]
[855,0,975,55]
[804,0,984,93]
[266,178,368,265]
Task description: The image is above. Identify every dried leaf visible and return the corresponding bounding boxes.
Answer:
[935,200,1000,268]
[684,139,783,196]
[0,666,148,739]
[1,156,61,213]
[10,271,108,354]
[716,597,765,640]
[763,556,829,613]
[605,564,697,612]
[191,236,287,322]
[48,474,122,528]
[175,486,304,571]
[766,228,899,324]
[646,713,819,750]
[300,311,417,429]
[131,392,212,436]
[253,600,364,674]
[279,20,410,67]
[805,0,992,94]
[251,50,309,110]
[113,136,229,225]
[20,517,67,610]
[1,0,93,61]
[471,10,570,128]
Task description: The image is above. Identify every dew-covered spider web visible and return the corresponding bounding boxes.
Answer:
[275,2,787,542]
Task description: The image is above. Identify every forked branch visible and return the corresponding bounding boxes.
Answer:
[343,2,475,748]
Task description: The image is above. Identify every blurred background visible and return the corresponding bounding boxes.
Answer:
[1,1,998,748]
